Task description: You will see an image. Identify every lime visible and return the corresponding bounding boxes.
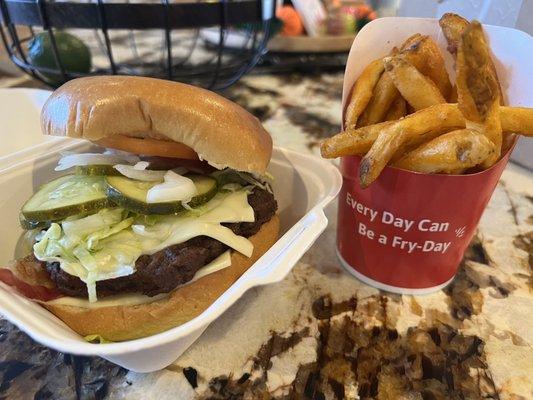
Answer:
[28,31,92,86]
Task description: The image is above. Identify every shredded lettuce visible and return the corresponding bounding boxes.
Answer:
[84,334,114,344]
[33,208,136,303]
[264,171,275,181]
[86,217,134,250]
[62,208,125,239]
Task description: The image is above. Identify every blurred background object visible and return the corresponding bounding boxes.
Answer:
[0,0,381,86]
[3,1,533,86]
[260,0,377,74]
[0,0,277,90]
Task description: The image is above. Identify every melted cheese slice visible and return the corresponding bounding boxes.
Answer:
[46,251,232,309]
[35,189,254,302]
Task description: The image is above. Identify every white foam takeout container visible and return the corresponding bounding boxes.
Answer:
[0,88,87,170]
[0,92,342,372]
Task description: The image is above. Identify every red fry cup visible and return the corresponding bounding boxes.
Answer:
[336,18,532,293]
[337,150,512,293]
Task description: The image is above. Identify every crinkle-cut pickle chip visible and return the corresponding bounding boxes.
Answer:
[21,175,110,223]
[75,165,121,176]
[105,175,218,215]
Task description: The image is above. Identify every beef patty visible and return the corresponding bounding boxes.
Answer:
[46,188,277,298]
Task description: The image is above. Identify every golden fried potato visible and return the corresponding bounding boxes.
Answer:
[500,107,533,136]
[344,58,385,129]
[440,14,503,103]
[393,129,496,173]
[457,21,502,166]
[321,105,533,160]
[384,97,407,121]
[384,56,446,110]
[400,33,424,50]
[357,71,399,126]
[356,46,405,127]
[439,13,469,56]
[400,36,452,99]
[321,121,394,158]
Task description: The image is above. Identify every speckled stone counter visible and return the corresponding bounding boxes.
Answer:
[0,72,532,400]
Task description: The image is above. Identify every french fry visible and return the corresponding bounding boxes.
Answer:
[393,129,496,173]
[384,56,446,110]
[321,120,395,158]
[321,105,533,160]
[401,36,452,99]
[500,105,533,153]
[456,21,502,166]
[500,107,533,136]
[440,14,504,103]
[439,13,469,56]
[357,71,399,126]
[344,58,385,129]
[384,97,407,121]
[400,33,423,50]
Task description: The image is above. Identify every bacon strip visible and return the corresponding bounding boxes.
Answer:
[0,268,62,302]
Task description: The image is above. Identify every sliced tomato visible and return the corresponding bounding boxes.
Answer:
[96,135,199,159]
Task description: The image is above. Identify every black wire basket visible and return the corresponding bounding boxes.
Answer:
[0,0,275,90]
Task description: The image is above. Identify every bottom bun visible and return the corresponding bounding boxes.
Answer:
[44,214,280,341]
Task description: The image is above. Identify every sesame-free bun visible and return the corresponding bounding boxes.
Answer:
[37,215,279,341]
[41,76,273,174]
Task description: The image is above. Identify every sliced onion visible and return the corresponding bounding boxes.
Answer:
[113,164,166,181]
[146,171,197,203]
[207,160,227,170]
[131,224,168,238]
[55,152,140,171]
[102,149,139,160]
[133,161,150,170]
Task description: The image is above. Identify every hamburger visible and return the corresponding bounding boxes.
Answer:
[0,76,279,341]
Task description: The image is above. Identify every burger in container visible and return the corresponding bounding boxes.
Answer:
[322,16,533,294]
[0,76,341,371]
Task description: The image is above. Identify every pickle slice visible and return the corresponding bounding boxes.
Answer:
[75,165,121,176]
[105,175,217,215]
[21,175,111,223]
[19,214,51,230]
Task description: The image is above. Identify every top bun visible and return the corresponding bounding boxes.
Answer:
[41,76,273,174]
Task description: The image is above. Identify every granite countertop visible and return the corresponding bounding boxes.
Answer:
[0,72,532,400]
